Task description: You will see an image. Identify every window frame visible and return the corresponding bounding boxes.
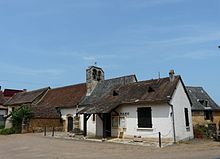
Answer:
[137,107,152,129]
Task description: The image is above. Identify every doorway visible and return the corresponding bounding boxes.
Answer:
[67,116,73,132]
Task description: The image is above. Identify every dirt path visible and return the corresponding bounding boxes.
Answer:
[0,134,220,159]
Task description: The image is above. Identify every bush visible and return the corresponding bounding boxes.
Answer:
[0,128,15,135]
[0,125,5,129]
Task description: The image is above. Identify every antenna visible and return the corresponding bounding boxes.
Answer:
[158,72,161,79]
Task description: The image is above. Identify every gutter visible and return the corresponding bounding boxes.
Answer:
[168,102,177,143]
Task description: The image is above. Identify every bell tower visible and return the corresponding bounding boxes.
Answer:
[86,66,104,96]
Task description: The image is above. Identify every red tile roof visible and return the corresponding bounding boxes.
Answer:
[32,83,86,118]
[3,89,23,97]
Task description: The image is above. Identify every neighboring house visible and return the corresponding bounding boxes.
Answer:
[79,69,194,142]
[186,86,220,128]
[0,91,7,127]
[0,88,22,127]
[4,87,50,129]
[32,83,86,132]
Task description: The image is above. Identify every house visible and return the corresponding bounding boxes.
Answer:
[79,69,194,142]
[0,91,7,127]
[0,88,23,127]
[32,83,86,132]
[186,86,220,129]
[4,87,50,129]
[79,66,137,136]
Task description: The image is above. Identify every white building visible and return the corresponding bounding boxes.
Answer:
[79,69,194,143]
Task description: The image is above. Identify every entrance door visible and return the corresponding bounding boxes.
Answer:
[67,116,73,132]
[103,113,111,137]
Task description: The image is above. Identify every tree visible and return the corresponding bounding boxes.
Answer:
[11,105,31,133]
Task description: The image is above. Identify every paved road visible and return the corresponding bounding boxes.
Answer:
[0,134,220,159]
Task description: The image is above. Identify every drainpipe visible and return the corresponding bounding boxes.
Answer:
[168,103,177,143]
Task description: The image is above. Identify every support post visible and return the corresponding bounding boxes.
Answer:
[83,114,87,137]
[44,126,46,136]
[52,127,54,137]
[103,114,107,139]
[159,132,161,148]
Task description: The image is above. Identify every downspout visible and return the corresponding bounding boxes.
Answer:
[168,102,177,143]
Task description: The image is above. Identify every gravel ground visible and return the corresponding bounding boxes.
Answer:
[0,133,220,159]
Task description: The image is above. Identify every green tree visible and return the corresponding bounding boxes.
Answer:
[11,105,31,133]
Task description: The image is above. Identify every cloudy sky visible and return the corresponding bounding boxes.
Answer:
[0,0,220,103]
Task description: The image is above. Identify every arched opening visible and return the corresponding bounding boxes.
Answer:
[67,116,73,132]
[92,69,97,80]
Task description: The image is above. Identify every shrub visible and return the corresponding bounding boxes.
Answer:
[0,128,15,135]
[0,125,5,129]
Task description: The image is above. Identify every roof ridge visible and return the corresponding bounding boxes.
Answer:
[103,74,136,82]
[50,83,86,91]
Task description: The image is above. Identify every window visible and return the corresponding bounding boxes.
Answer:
[204,110,213,121]
[113,90,119,96]
[112,116,119,128]
[198,99,209,107]
[137,107,152,128]
[184,108,189,127]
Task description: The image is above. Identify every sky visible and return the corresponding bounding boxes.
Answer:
[0,0,220,104]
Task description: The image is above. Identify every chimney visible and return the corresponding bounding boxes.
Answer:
[169,69,175,82]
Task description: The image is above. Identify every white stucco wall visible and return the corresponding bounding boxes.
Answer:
[115,103,173,139]
[60,107,84,132]
[170,80,194,141]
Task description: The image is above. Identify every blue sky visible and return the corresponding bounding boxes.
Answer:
[0,0,220,104]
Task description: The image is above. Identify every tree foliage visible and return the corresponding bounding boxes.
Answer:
[11,105,31,133]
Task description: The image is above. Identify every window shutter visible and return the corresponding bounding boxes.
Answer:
[137,107,152,128]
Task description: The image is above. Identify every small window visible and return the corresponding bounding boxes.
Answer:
[204,110,213,121]
[148,87,155,93]
[113,90,119,96]
[112,116,119,128]
[137,107,152,128]
[184,108,189,127]
[12,107,15,112]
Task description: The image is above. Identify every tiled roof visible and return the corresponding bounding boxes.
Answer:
[186,86,220,111]
[4,87,50,106]
[0,91,6,105]
[3,89,23,97]
[32,83,86,118]
[79,76,183,114]
[80,75,137,107]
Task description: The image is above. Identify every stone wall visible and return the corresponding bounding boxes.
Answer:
[28,118,63,132]
[192,111,220,129]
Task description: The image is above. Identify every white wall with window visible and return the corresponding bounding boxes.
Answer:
[114,103,174,139]
[170,80,194,141]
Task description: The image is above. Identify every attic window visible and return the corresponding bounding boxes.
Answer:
[198,99,209,107]
[148,87,155,93]
[113,90,119,96]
